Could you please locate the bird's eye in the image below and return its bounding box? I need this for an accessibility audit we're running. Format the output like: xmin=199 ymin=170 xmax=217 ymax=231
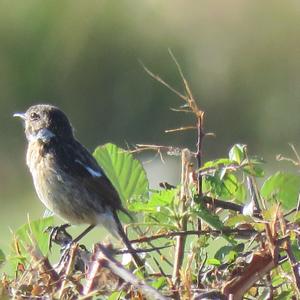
xmin=30 ymin=112 xmax=40 ymax=120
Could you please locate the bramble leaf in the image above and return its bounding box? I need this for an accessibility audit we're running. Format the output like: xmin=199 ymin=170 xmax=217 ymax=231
xmin=261 ymin=172 xmax=300 ymax=210
xmin=12 ymin=216 xmax=54 ymax=256
xmin=93 ymin=143 xmax=149 ymax=205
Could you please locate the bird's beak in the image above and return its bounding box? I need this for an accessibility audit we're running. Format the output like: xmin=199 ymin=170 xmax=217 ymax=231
xmin=13 ymin=112 xmax=26 ymax=120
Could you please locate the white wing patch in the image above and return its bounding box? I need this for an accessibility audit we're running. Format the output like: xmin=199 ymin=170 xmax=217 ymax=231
xmin=75 ymin=159 xmax=103 ymax=177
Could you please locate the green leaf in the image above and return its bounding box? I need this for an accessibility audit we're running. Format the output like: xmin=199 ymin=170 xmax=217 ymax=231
xmin=151 ymin=277 xmax=167 ymax=289
xmin=215 ymin=245 xmax=240 ymax=262
xmin=192 ymin=203 xmax=224 ymax=231
xmin=13 ymin=216 xmax=54 ymax=256
xmin=261 ymin=172 xmax=300 ymax=210
xmin=203 ymin=173 xmax=242 ymax=201
xmin=291 ymin=240 xmax=300 ymax=261
xmin=206 ymin=258 xmax=221 ymax=266
xmin=128 ymin=189 xmax=176 ymax=213
xmin=293 ymin=211 xmax=300 ymax=223
xmin=200 ymin=158 xmax=233 ymax=170
xmin=275 ymin=291 xmax=293 ymax=300
xmin=9 ymin=217 xmax=54 ymax=271
xmin=108 ymin=291 xmax=125 ymax=300
xmin=93 ymin=143 xmax=149 ymax=205
xmin=225 ymin=215 xmax=254 ymax=228
xmin=0 ymin=249 xmax=5 ymax=267
xmin=243 ymin=164 xmax=265 ymax=177
xmin=129 ymin=189 xmax=178 ymax=227
xmin=229 ymin=144 xmax=246 ymax=164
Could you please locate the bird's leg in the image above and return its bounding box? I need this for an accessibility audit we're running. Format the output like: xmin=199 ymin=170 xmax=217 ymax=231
xmin=57 ymin=225 xmax=96 ymax=268
xmin=45 ymin=223 xmax=72 ymax=251
xmin=73 ymin=224 xmax=96 ymax=243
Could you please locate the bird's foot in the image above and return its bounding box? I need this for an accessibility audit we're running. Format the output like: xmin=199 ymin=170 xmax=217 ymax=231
xmin=45 ymin=223 xmax=72 ymax=251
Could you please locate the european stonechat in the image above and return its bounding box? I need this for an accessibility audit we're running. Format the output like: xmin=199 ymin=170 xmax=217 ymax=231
xmin=14 ymin=104 xmax=142 ymax=268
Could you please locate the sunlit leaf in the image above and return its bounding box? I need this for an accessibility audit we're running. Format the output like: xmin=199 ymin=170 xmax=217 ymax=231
xmin=200 ymin=158 xmax=233 ymax=170
xmin=243 ymin=164 xmax=265 ymax=177
xmin=93 ymin=143 xmax=149 ymax=205
xmin=203 ymin=173 xmax=242 ymax=201
xmin=9 ymin=217 xmax=54 ymax=272
xmin=229 ymin=144 xmax=246 ymax=164
xmin=261 ymin=205 xmax=279 ymax=222
xmin=13 ymin=216 xmax=54 ymax=256
xmin=225 ymin=215 xmax=254 ymax=228
xmin=206 ymin=258 xmax=221 ymax=266
xmin=151 ymin=277 xmax=167 ymax=289
xmin=261 ymin=172 xmax=300 ymax=210
xmin=128 ymin=189 xmax=176 ymax=212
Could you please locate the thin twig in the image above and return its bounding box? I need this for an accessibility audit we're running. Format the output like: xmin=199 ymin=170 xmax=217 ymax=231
xmin=165 ymin=126 xmax=196 ymax=133
xmin=115 ymin=244 xmax=171 ymax=255
xmin=130 ymin=228 xmax=257 ymax=244
xmin=139 ymin=60 xmax=188 ymax=102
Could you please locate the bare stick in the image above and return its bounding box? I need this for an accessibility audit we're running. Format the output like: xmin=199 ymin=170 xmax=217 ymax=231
xmin=172 ymin=149 xmax=192 ymax=285
xmin=88 ymin=243 xmax=168 ymax=300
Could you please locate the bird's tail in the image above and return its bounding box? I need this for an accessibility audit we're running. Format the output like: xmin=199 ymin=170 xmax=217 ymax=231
xmin=112 ymin=211 xmax=144 ymax=270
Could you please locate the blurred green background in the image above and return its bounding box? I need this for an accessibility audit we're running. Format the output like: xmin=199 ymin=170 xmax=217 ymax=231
xmin=0 ymin=1 xmax=300 ymax=253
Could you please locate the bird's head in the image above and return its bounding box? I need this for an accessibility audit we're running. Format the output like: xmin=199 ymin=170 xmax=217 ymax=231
xmin=14 ymin=104 xmax=74 ymax=143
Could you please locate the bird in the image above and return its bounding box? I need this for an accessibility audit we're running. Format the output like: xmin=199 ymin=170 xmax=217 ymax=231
xmin=14 ymin=104 xmax=143 ymax=268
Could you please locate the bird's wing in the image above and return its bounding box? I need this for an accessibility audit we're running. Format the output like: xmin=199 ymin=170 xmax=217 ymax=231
xmin=56 ymin=140 xmax=127 ymax=214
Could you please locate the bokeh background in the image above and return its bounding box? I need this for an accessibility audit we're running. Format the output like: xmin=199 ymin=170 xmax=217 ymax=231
xmin=0 ymin=0 xmax=299 ymax=252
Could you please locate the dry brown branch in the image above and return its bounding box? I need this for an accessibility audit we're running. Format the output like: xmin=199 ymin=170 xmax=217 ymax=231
xmin=165 ymin=126 xmax=196 ymax=133
xmin=222 ymin=249 xmax=277 ymax=300
xmin=172 ymin=149 xmax=192 ymax=284
xmin=58 ymin=243 xmax=78 ymax=298
xmin=85 ymin=243 xmax=168 ymax=300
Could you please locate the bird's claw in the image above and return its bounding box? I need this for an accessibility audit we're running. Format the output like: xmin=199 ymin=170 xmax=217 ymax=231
xmin=45 ymin=223 xmax=72 ymax=251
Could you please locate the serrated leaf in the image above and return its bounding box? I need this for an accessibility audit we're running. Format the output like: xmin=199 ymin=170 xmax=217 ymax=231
xmin=93 ymin=143 xmax=149 ymax=205
xmin=13 ymin=216 xmax=54 ymax=256
xmin=9 ymin=217 xmax=54 ymax=272
xmin=128 ymin=189 xmax=176 ymax=213
xmin=229 ymin=144 xmax=246 ymax=164
xmin=261 ymin=172 xmax=300 ymax=210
